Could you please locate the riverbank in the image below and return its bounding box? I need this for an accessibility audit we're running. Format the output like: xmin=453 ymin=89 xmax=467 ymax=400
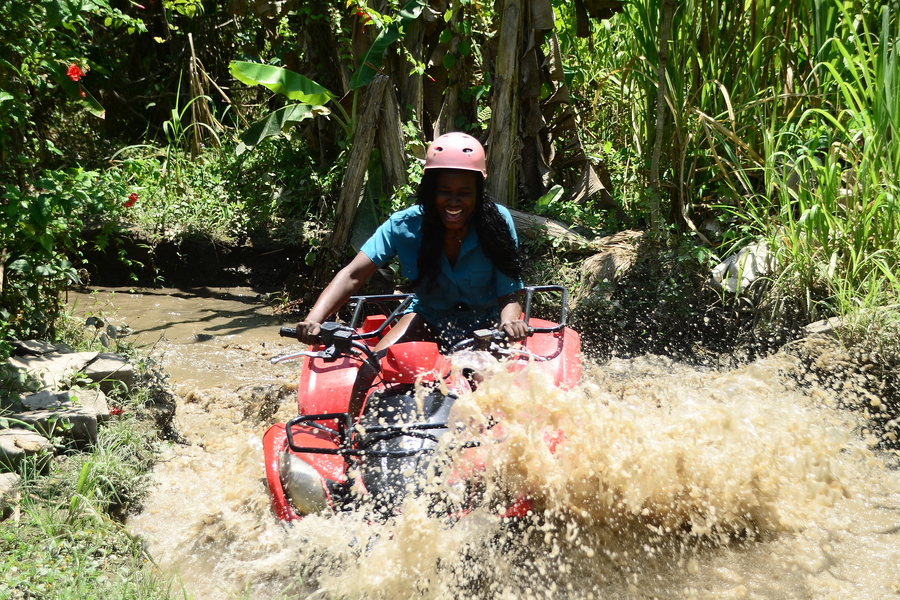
xmin=0 ymin=324 xmax=177 ymax=599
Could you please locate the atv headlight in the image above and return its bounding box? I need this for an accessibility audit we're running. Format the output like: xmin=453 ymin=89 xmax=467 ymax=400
xmin=278 ymin=452 xmax=330 ymax=516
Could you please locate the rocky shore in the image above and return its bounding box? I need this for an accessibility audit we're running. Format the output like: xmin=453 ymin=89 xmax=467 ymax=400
xmin=0 ymin=339 xmax=173 ymax=519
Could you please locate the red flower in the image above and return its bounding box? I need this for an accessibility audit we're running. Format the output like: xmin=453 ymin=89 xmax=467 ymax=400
xmin=67 ymin=64 xmax=85 ymax=82
xmin=124 ymin=192 xmax=138 ymax=208
xmin=354 ymin=7 xmax=371 ymax=26
xmin=110 ymin=406 xmax=123 ymax=416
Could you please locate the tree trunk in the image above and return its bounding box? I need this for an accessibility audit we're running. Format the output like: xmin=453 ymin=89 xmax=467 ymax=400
xmin=486 ymin=0 xmax=524 ymax=207
xmin=312 ymin=75 xmax=390 ymax=287
xmin=378 ymin=84 xmax=408 ymax=197
xmin=508 ymin=208 xmax=625 ymax=254
xmin=400 ymin=9 xmax=427 ymax=128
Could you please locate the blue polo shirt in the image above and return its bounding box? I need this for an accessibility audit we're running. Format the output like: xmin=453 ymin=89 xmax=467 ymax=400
xmin=360 ymin=204 xmax=523 ymax=343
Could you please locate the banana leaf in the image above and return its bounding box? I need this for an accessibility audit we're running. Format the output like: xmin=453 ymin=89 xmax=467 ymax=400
xmin=351 ymin=0 xmax=427 ymax=89
xmin=230 ymin=61 xmax=335 ymax=105
xmin=236 ymin=104 xmax=329 ymax=154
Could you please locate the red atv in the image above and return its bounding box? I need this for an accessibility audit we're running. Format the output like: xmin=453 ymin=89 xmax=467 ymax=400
xmin=263 ymin=285 xmax=581 ymax=522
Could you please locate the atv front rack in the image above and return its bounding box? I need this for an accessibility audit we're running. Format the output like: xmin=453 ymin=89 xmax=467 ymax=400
xmin=284 ymin=412 xmax=478 ymax=459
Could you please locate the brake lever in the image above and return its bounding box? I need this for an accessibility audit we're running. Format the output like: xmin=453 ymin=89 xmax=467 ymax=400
xmin=493 ymin=346 xmax=548 ymax=362
xmin=270 ymin=350 xmax=320 ymax=365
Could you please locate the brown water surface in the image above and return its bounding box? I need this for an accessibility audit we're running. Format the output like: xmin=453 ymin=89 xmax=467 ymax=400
xmin=70 ymin=287 xmax=900 ymax=600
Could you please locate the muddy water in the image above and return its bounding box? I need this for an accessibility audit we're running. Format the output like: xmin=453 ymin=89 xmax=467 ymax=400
xmin=72 ymin=288 xmax=900 ymax=600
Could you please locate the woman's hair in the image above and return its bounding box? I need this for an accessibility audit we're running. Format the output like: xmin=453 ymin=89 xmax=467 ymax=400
xmin=412 ymin=168 xmax=522 ymax=290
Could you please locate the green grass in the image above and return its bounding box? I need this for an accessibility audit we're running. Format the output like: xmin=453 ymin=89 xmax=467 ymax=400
xmin=0 ymin=511 xmax=167 ymax=599
xmin=0 ymin=417 xmax=177 ymax=600
xmin=563 ymin=0 xmax=899 ymax=339
xmin=0 ymin=316 xmax=181 ymax=600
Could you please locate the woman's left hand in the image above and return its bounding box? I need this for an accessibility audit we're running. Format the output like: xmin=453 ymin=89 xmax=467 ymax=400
xmin=500 ymin=319 xmax=530 ymax=342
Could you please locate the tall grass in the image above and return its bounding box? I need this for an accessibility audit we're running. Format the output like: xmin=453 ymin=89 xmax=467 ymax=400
xmin=572 ymin=0 xmax=899 ymax=322
xmin=746 ymin=3 xmax=900 ymax=319
xmin=0 ymin=398 xmax=179 ymax=598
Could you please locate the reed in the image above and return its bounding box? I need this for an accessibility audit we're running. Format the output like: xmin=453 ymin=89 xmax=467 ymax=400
xmin=579 ymin=0 xmax=899 ymax=320
xmin=752 ymin=3 xmax=900 ymax=317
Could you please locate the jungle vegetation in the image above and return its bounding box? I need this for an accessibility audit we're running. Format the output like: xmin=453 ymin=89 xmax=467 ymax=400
xmin=1 ymin=0 xmax=899 ymax=352
xmin=2 ymin=2 xmax=900 ymax=597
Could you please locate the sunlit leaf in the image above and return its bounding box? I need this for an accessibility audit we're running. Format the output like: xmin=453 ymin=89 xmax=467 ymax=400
xmin=534 ymin=185 xmax=565 ymax=214
xmin=229 ymin=61 xmax=335 ymax=105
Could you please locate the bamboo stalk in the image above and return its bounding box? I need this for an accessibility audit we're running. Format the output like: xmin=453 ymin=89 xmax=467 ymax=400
xmin=649 ymin=0 xmax=676 ymax=230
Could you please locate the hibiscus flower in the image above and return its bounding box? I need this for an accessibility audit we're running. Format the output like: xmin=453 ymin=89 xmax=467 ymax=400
xmin=67 ymin=64 xmax=85 ymax=82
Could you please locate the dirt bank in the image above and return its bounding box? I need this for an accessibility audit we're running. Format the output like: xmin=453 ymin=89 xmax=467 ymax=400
xmin=80 ymin=227 xmax=300 ymax=291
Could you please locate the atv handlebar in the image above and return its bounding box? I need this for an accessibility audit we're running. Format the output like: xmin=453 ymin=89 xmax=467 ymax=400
xmin=274 ymin=285 xmax=569 ymax=364
xmin=272 ymin=321 xmax=379 ymax=367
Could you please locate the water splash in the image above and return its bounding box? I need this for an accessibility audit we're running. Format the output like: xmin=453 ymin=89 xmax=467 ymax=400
xmin=73 ymin=288 xmax=899 ymax=599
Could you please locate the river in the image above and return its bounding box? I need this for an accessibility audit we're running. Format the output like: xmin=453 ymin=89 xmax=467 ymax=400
xmin=70 ymin=286 xmax=900 ymax=600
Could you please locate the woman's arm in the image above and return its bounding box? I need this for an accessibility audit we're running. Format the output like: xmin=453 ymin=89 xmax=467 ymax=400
xmin=295 ymin=252 xmax=380 ymax=344
xmin=498 ymin=293 xmax=529 ymax=341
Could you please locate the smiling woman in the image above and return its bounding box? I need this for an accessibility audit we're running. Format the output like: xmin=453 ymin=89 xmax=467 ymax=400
xmin=293 ymin=132 xmax=528 ymax=418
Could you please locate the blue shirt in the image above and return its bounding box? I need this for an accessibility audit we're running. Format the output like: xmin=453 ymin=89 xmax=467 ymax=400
xmin=360 ymin=204 xmax=523 ymax=340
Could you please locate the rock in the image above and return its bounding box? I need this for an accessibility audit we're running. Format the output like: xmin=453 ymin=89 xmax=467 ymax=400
xmin=0 ymin=428 xmax=53 ymax=471
xmin=11 ymin=340 xmax=74 ymax=356
xmin=12 ymin=389 xmax=110 ymax=445
xmin=22 ymin=388 xmax=110 ymax=420
xmin=578 ymin=230 xmax=644 ymax=298
xmin=5 ymin=349 xmax=134 ymax=393
xmin=7 ymin=351 xmax=99 ymax=391
xmin=84 ymin=353 xmax=135 ymax=393
xmin=710 ymin=240 xmax=774 ymax=294
xmin=804 ymin=317 xmax=846 ymax=337
xmin=0 ymin=472 xmax=21 ymax=520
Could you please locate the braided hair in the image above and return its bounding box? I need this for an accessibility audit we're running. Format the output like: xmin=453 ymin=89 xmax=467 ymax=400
xmin=412 ymin=169 xmax=522 ymax=290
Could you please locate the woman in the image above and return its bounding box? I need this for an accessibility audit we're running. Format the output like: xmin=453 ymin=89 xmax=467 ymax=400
xmin=295 ymin=132 xmax=528 ymax=415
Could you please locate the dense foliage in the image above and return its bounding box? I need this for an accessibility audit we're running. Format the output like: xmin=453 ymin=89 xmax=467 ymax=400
xmin=1 ymin=0 xmax=898 ymax=351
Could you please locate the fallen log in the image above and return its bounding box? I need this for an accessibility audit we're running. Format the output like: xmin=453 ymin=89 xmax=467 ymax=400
xmin=508 ymin=208 xmax=595 ymax=252
xmin=508 ymin=208 xmax=645 ymax=257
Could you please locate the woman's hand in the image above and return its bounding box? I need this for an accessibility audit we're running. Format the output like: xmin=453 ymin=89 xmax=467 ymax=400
xmin=498 ymin=294 xmax=528 ymax=341
xmin=295 ymin=321 xmax=322 ymax=345
xmin=500 ymin=319 xmax=530 ymax=342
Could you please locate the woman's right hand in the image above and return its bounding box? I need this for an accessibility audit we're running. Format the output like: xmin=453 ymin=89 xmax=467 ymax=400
xmin=295 ymin=321 xmax=322 ymax=345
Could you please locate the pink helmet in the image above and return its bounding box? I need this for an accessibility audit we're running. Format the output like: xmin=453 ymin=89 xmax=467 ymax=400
xmin=424 ymin=132 xmax=487 ymax=177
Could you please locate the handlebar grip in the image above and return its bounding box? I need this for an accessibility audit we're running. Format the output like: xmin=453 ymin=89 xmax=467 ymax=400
xmin=279 ymin=326 xmax=297 ymax=338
